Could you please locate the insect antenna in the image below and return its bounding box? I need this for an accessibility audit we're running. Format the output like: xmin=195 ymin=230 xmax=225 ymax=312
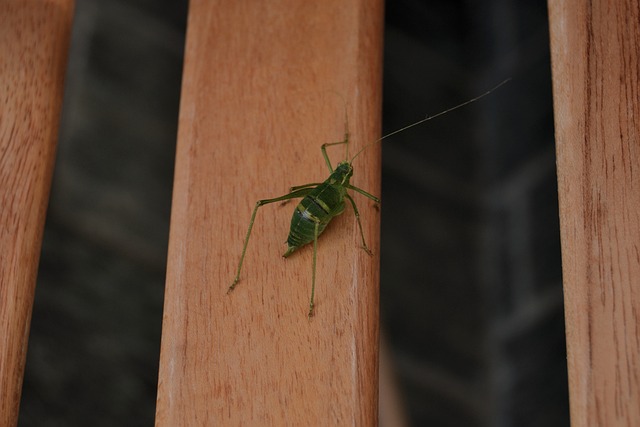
xmin=350 ymin=78 xmax=511 ymax=163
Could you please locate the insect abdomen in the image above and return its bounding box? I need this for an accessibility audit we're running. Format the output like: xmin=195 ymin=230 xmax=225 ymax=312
xmin=283 ymin=183 xmax=345 ymax=257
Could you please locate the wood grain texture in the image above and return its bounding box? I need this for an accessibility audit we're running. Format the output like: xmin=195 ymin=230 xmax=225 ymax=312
xmin=0 ymin=1 xmax=74 ymax=426
xmin=155 ymin=0 xmax=383 ymax=425
xmin=548 ymin=1 xmax=640 ymax=425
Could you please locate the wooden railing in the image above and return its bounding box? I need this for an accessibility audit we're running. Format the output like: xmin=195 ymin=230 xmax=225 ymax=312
xmin=549 ymin=0 xmax=640 ymax=425
xmin=0 ymin=2 xmax=75 ymax=427
xmin=2 ymin=1 xmax=639 ymax=426
xmin=153 ymin=0 xmax=384 ymax=425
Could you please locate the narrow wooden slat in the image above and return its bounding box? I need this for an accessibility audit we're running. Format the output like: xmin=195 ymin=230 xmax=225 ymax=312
xmin=155 ymin=0 xmax=383 ymax=425
xmin=0 ymin=1 xmax=74 ymax=426
xmin=548 ymin=1 xmax=640 ymax=425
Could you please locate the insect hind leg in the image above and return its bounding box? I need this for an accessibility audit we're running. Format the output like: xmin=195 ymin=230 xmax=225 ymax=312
xmin=279 ymin=183 xmax=320 ymax=206
xmin=229 ymin=187 xmax=315 ymax=293
xmin=308 ymin=220 xmax=321 ymax=318
xmin=288 ymin=183 xmax=321 ymax=192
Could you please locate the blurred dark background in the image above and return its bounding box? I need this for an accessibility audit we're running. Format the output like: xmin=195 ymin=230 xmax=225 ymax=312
xmin=20 ymin=0 xmax=568 ymax=426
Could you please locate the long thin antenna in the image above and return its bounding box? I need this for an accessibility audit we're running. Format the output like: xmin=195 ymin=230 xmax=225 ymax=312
xmin=350 ymin=78 xmax=511 ymax=162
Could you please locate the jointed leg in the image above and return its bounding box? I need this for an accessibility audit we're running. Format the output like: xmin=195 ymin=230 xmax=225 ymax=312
xmin=345 ymin=184 xmax=380 ymax=204
xmin=345 ymin=194 xmax=373 ymax=256
xmin=288 ymin=183 xmax=321 ymax=192
xmin=321 ymin=95 xmax=350 ymax=171
xmin=280 ymin=183 xmax=319 ymax=206
xmin=229 ymin=187 xmax=314 ymax=293
xmin=321 ymin=138 xmax=349 ymax=172
xmin=308 ymin=220 xmax=320 ymax=318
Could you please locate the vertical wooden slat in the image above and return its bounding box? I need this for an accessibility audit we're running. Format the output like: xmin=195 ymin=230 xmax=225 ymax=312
xmin=155 ymin=0 xmax=383 ymax=425
xmin=548 ymin=1 xmax=640 ymax=425
xmin=0 ymin=1 xmax=74 ymax=426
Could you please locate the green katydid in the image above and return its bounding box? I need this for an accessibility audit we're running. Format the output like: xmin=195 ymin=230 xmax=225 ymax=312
xmin=228 ymin=80 xmax=510 ymax=317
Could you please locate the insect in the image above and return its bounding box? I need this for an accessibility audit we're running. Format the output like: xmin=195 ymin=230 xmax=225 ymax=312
xmin=228 ymin=80 xmax=510 ymax=318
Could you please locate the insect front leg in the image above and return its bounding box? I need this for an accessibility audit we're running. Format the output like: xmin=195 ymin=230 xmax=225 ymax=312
xmin=321 ymin=139 xmax=348 ymax=173
xmin=320 ymin=91 xmax=351 ymax=169
xmin=229 ymin=187 xmax=314 ymax=293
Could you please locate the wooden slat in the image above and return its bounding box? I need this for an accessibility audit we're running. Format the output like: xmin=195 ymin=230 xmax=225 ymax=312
xmin=155 ymin=0 xmax=383 ymax=425
xmin=548 ymin=1 xmax=640 ymax=425
xmin=0 ymin=1 xmax=74 ymax=426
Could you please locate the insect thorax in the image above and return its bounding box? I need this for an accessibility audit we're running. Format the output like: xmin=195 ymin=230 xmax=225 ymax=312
xmin=329 ymin=161 xmax=353 ymax=186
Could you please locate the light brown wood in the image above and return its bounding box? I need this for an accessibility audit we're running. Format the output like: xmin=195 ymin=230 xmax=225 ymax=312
xmin=548 ymin=1 xmax=640 ymax=426
xmin=0 ymin=1 xmax=74 ymax=426
xmin=155 ymin=0 xmax=383 ymax=425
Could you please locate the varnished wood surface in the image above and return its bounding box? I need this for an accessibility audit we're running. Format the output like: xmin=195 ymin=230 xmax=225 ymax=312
xmin=549 ymin=1 xmax=640 ymax=425
xmin=155 ymin=0 xmax=384 ymax=425
xmin=0 ymin=1 xmax=74 ymax=426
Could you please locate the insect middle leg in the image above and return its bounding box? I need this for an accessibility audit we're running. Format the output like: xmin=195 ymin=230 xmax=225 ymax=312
xmin=345 ymin=184 xmax=380 ymax=204
xmin=346 ymin=183 xmax=381 ymax=211
xmin=344 ymin=194 xmax=373 ymax=256
xmin=229 ymin=187 xmax=315 ymax=293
